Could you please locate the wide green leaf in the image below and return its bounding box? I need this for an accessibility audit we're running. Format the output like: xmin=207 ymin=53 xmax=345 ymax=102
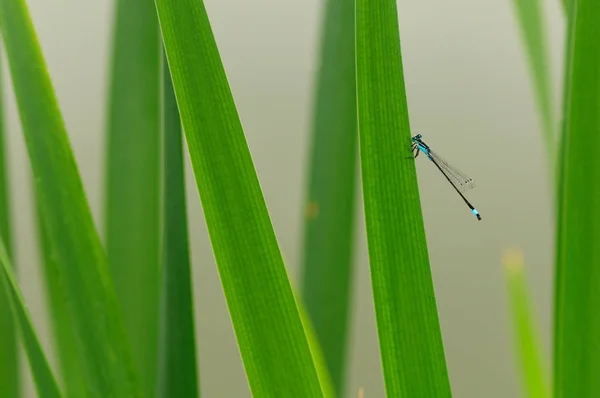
xmin=0 ymin=237 xmax=62 ymax=398
xmin=301 ymin=0 xmax=358 ymax=393
xmin=104 ymin=1 xmax=161 ymax=395
xmin=154 ymin=0 xmax=324 ymax=396
xmin=355 ymin=0 xmax=452 ymax=396
xmin=0 ymin=56 xmax=18 ymax=398
xmin=503 ymin=250 xmax=549 ymax=398
xmin=511 ymin=0 xmax=555 ymax=164
xmin=554 ymin=0 xmax=600 ymax=395
xmin=158 ymin=54 xmax=199 ymax=398
xmin=0 ymin=0 xmax=141 ymax=396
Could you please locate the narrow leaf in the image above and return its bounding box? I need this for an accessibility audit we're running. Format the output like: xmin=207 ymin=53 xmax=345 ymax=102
xmin=301 ymin=0 xmax=358 ymax=393
xmin=554 ymin=0 xmax=600 ymax=395
xmin=154 ymin=0 xmax=324 ymax=395
xmin=298 ymin=299 xmax=336 ymax=398
xmin=0 ymin=54 xmax=19 ymax=398
xmin=511 ymin=0 xmax=555 ymax=163
xmin=355 ymin=0 xmax=452 ymax=396
xmin=503 ymin=249 xmax=550 ymax=398
xmin=158 ymin=54 xmax=199 ymax=398
xmin=35 ymin=199 xmax=88 ymax=398
xmin=0 ymin=237 xmax=62 ymax=398
xmin=105 ymin=1 xmax=161 ymax=394
xmin=0 ymin=0 xmax=141 ymax=396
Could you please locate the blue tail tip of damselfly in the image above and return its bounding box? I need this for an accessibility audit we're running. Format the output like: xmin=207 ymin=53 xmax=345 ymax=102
xmin=472 ymin=208 xmax=482 ymax=221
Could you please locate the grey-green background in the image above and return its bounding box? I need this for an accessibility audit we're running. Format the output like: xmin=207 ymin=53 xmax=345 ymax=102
xmin=4 ymin=0 xmax=563 ymax=397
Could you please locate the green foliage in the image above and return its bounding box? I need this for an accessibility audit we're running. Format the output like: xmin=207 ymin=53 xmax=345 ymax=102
xmin=355 ymin=0 xmax=452 ymax=396
xmin=301 ymin=0 xmax=358 ymax=393
xmin=35 ymin=200 xmax=88 ymax=398
xmin=0 ymin=237 xmax=62 ymax=398
xmin=511 ymin=0 xmax=555 ymax=164
xmin=0 ymin=0 xmax=141 ymax=396
xmin=503 ymin=250 xmax=550 ymax=398
xmin=157 ymin=54 xmax=200 ymax=398
xmin=554 ymin=0 xmax=600 ymax=395
xmin=154 ymin=0 xmax=324 ymax=395
xmin=0 ymin=54 xmax=18 ymax=398
xmin=105 ymin=1 xmax=161 ymax=394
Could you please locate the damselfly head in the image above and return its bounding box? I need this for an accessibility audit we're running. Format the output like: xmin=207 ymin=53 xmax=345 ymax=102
xmin=412 ymin=133 xmax=422 ymax=142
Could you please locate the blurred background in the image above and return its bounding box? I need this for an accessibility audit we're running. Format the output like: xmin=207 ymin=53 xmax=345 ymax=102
xmin=4 ymin=0 xmax=564 ymax=396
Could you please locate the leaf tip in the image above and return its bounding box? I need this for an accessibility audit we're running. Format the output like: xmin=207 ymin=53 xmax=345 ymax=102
xmin=502 ymin=247 xmax=524 ymax=274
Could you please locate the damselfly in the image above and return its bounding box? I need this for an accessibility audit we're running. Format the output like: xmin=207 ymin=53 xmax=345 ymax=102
xmin=411 ymin=134 xmax=481 ymax=221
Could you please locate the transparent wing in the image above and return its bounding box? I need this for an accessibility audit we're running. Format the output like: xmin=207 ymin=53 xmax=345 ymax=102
xmin=429 ymin=149 xmax=476 ymax=193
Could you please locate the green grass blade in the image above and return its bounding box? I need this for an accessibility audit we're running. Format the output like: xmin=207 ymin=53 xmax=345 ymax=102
xmin=355 ymin=0 xmax=452 ymax=396
xmin=503 ymin=250 xmax=550 ymax=398
xmin=0 ymin=57 xmax=19 ymax=398
xmin=154 ymin=1 xmax=324 ymax=396
xmin=297 ymin=299 xmax=336 ymax=398
xmin=0 ymin=238 xmax=62 ymax=398
xmin=158 ymin=53 xmax=199 ymax=398
xmin=105 ymin=1 xmax=161 ymax=394
xmin=35 ymin=200 xmax=88 ymax=398
xmin=511 ymin=0 xmax=555 ymax=164
xmin=301 ymin=0 xmax=358 ymax=393
xmin=0 ymin=0 xmax=141 ymax=396
xmin=554 ymin=0 xmax=600 ymax=395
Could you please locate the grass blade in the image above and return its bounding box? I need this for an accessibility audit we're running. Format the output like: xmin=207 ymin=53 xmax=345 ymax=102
xmin=355 ymin=0 xmax=452 ymax=396
xmin=105 ymin=1 xmax=161 ymax=394
xmin=154 ymin=1 xmax=324 ymax=395
xmin=157 ymin=54 xmax=199 ymax=398
xmin=511 ymin=0 xmax=555 ymax=163
xmin=554 ymin=0 xmax=600 ymax=395
xmin=0 ymin=0 xmax=141 ymax=396
xmin=503 ymin=249 xmax=550 ymax=398
xmin=301 ymin=0 xmax=358 ymax=393
xmin=0 ymin=57 xmax=19 ymax=398
xmin=298 ymin=299 xmax=336 ymax=398
xmin=0 ymin=237 xmax=62 ymax=398
xmin=35 ymin=200 xmax=88 ymax=398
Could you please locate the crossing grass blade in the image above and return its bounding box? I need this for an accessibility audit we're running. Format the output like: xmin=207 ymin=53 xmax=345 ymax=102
xmin=513 ymin=0 xmax=556 ymax=163
xmin=511 ymin=0 xmax=555 ymax=164
xmin=0 ymin=0 xmax=141 ymax=396
xmin=0 ymin=237 xmax=62 ymax=398
xmin=355 ymin=0 xmax=452 ymax=396
xmin=154 ymin=0 xmax=324 ymax=395
xmin=157 ymin=54 xmax=200 ymax=398
xmin=104 ymin=1 xmax=161 ymax=394
xmin=0 ymin=57 xmax=19 ymax=398
xmin=554 ymin=0 xmax=600 ymax=395
xmin=35 ymin=199 xmax=88 ymax=398
xmin=503 ymin=250 xmax=550 ymax=398
xmin=300 ymin=0 xmax=358 ymax=393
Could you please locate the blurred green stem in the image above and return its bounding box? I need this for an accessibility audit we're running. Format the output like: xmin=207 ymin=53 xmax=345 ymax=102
xmin=511 ymin=0 xmax=555 ymax=166
xmin=104 ymin=0 xmax=161 ymax=395
xmin=301 ymin=0 xmax=358 ymax=393
xmin=554 ymin=0 xmax=600 ymax=395
xmin=158 ymin=53 xmax=200 ymax=398
xmin=503 ymin=250 xmax=550 ymax=398
xmin=0 ymin=51 xmax=18 ymax=398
